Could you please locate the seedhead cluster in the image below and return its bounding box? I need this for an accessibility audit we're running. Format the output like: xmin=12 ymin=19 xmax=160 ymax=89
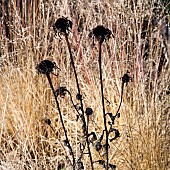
xmin=0 ymin=1 xmax=168 ymax=170
xmin=35 ymin=17 xmax=128 ymax=169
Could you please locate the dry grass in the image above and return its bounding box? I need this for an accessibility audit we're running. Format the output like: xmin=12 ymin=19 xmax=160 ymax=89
xmin=0 ymin=0 xmax=169 ymax=169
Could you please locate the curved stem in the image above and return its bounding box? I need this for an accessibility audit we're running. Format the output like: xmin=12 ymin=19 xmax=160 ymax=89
xmin=116 ymin=82 xmax=125 ymax=114
xmin=67 ymin=90 xmax=81 ymax=116
xmin=64 ymin=33 xmax=94 ymax=170
xmin=46 ymin=73 xmax=76 ymax=169
xmin=98 ymin=42 xmax=109 ymax=170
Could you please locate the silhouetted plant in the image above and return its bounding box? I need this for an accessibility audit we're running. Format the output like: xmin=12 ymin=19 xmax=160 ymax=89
xmin=116 ymin=72 xmax=132 ymax=115
xmin=89 ymin=25 xmax=112 ymax=169
xmin=36 ymin=60 xmax=76 ymax=169
xmin=53 ymin=17 xmax=94 ymax=170
xmin=37 ymin=19 xmax=131 ymax=170
xmin=36 ymin=60 xmax=56 ymax=74
xmin=43 ymin=117 xmax=73 ymax=166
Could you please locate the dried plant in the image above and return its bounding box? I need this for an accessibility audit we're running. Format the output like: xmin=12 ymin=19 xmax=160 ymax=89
xmin=53 ymin=17 xmax=94 ymax=170
xmin=89 ymin=25 xmax=113 ymax=169
xmin=0 ymin=1 xmax=169 ymax=170
xmin=36 ymin=60 xmax=76 ymax=169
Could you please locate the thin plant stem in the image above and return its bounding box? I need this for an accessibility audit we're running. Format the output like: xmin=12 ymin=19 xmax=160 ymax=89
xmin=48 ymin=124 xmax=73 ymax=166
xmin=116 ymin=82 xmax=125 ymax=114
xmin=45 ymin=73 xmax=76 ymax=169
xmin=98 ymin=42 xmax=109 ymax=170
xmin=64 ymin=33 xmax=94 ymax=170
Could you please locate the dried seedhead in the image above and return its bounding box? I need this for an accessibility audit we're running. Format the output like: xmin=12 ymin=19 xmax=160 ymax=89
xmin=109 ymin=128 xmax=120 ymax=142
xmin=89 ymin=25 xmax=112 ymax=44
xmin=85 ymin=107 xmax=93 ymax=116
xmin=55 ymin=87 xmax=67 ymax=98
xmin=88 ymin=132 xmax=97 ymax=143
xmin=53 ymin=16 xmax=72 ymax=36
xmin=76 ymin=93 xmax=82 ymax=100
xmin=122 ymin=72 xmax=132 ymax=85
xmin=95 ymin=141 xmax=103 ymax=151
xmin=36 ymin=60 xmax=56 ymax=74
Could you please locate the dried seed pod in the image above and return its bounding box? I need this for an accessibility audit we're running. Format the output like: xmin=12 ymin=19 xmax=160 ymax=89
xmin=109 ymin=128 xmax=120 ymax=142
xmin=55 ymin=87 xmax=67 ymax=98
xmin=53 ymin=16 xmax=72 ymax=36
xmin=36 ymin=60 xmax=56 ymax=74
xmin=76 ymin=93 xmax=82 ymax=100
xmin=95 ymin=141 xmax=102 ymax=151
xmin=122 ymin=73 xmax=132 ymax=85
xmin=85 ymin=107 xmax=93 ymax=116
xmin=89 ymin=25 xmax=112 ymax=44
xmin=88 ymin=132 xmax=97 ymax=143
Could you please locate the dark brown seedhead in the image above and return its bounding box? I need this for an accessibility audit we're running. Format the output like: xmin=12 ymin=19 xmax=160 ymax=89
xmin=55 ymin=87 xmax=67 ymax=98
xmin=53 ymin=16 xmax=72 ymax=36
xmin=36 ymin=60 xmax=56 ymax=74
xmin=122 ymin=73 xmax=132 ymax=86
xmin=85 ymin=107 xmax=93 ymax=116
xmin=89 ymin=25 xmax=112 ymax=44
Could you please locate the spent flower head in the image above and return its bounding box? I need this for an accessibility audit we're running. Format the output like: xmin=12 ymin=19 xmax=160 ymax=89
xmin=89 ymin=25 xmax=112 ymax=44
xmin=36 ymin=60 xmax=56 ymax=74
xmin=55 ymin=87 xmax=67 ymax=98
xmin=85 ymin=107 xmax=93 ymax=116
xmin=53 ymin=16 xmax=72 ymax=36
xmin=122 ymin=72 xmax=132 ymax=86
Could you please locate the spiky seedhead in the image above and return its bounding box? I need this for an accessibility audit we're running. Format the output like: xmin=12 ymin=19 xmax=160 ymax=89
xmin=53 ymin=16 xmax=72 ymax=36
xmin=89 ymin=25 xmax=112 ymax=44
xmin=122 ymin=73 xmax=132 ymax=85
xmin=36 ymin=60 xmax=56 ymax=74
xmin=55 ymin=87 xmax=67 ymax=98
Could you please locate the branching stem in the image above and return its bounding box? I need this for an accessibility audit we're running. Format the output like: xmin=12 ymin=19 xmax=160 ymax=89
xmin=46 ymin=73 xmax=76 ymax=169
xmin=64 ymin=33 xmax=94 ymax=170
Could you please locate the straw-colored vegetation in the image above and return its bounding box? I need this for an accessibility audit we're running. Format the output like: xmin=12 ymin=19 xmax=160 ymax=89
xmin=0 ymin=0 xmax=169 ymax=169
